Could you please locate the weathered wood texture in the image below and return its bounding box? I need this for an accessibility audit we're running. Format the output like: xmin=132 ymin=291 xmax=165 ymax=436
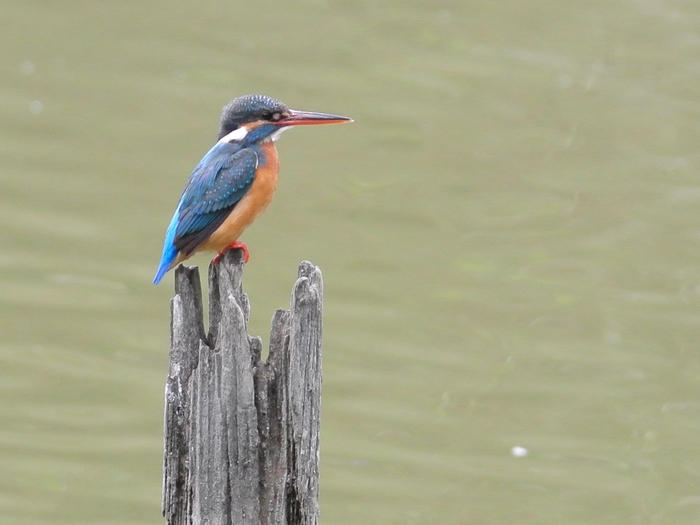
xmin=162 ymin=250 xmax=323 ymax=525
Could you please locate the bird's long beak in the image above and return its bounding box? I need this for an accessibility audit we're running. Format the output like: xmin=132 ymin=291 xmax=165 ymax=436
xmin=279 ymin=109 xmax=353 ymax=127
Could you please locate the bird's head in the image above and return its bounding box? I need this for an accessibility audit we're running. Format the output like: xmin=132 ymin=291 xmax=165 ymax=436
xmin=217 ymin=94 xmax=351 ymax=144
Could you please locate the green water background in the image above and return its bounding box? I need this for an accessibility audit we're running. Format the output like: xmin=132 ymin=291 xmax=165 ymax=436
xmin=2 ymin=1 xmax=700 ymax=523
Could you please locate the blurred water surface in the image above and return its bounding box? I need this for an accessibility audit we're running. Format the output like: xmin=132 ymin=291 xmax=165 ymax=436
xmin=2 ymin=1 xmax=700 ymax=524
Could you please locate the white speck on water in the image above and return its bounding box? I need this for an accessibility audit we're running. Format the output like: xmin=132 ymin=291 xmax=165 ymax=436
xmin=29 ymin=101 xmax=44 ymax=114
xmin=240 ymin=39 xmax=255 ymax=51
xmin=20 ymin=61 xmax=35 ymax=75
xmin=511 ymin=446 xmax=528 ymax=458
xmin=436 ymin=9 xmax=452 ymax=24
xmin=438 ymin=391 xmax=450 ymax=411
xmin=557 ymin=73 xmax=573 ymax=89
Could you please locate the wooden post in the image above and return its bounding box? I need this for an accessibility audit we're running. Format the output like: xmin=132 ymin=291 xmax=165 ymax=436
xmin=162 ymin=250 xmax=323 ymax=525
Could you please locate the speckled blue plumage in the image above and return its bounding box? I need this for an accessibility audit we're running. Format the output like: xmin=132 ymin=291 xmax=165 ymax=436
xmin=218 ymin=95 xmax=288 ymax=139
xmin=153 ymin=140 xmax=263 ymax=284
xmin=176 ymin=142 xmax=257 ymax=242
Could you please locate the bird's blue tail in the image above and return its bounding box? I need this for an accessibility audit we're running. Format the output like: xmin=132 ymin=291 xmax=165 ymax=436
xmin=153 ymin=246 xmax=177 ymax=284
xmin=153 ymin=206 xmax=181 ymax=285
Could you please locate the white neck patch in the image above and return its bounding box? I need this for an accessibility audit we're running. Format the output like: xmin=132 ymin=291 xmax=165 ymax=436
xmin=218 ymin=126 xmax=249 ymax=144
xmin=270 ymin=126 xmax=291 ymax=142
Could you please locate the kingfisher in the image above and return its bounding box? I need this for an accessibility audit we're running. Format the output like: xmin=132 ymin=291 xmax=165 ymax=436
xmin=153 ymin=94 xmax=352 ymax=284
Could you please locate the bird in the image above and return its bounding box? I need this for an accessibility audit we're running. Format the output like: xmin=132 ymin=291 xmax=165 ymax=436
xmin=153 ymin=94 xmax=352 ymax=284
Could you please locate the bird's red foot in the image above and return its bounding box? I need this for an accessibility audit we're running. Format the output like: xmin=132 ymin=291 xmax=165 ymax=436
xmin=213 ymin=241 xmax=250 ymax=264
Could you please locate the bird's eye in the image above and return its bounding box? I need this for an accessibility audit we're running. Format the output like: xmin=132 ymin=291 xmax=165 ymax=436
xmin=263 ymin=111 xmax=282 ymax=122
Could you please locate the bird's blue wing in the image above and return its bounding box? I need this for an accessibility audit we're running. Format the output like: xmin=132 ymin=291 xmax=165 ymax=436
xmin=153 ymin=142 xmax=257 ymax=284
xmin=174 ymin=143 xmax=258 ymax=254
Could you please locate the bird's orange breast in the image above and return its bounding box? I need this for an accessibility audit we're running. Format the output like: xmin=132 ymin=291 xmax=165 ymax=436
xmin=199 ymin=142 xmax=279 ymax=253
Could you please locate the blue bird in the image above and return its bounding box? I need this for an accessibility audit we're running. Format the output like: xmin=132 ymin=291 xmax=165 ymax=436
xmin=154 ymin=94 xmax=351 ymax=284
